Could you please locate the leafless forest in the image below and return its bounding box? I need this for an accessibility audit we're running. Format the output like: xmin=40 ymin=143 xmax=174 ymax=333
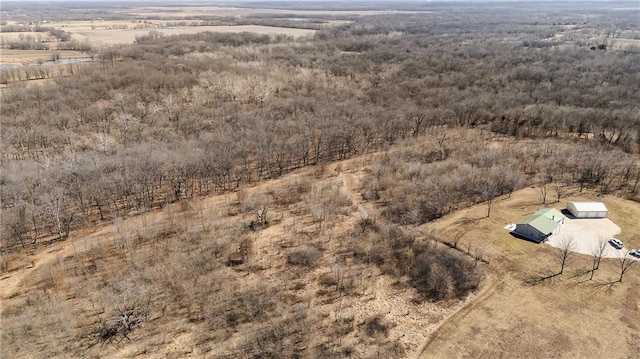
xmin=1 ymin=1 xmax=639 ymax=358
xmin=2 ymin=2 xmax=639 ymax=248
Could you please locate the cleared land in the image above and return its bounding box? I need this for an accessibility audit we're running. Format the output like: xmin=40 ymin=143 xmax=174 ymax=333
xmin=0 ymin=24 xmax=314 ymax=65
xmin=546 ymin=218 xmax=634 ymax=259
xmin=68 ymin=25 xmax=316 ymax=46
xmin=608 ymin=38 xmax=640 ymax=50
xmin=124 ymin=6 xmax=433 ymax=18
xmin=0 ymin=31 xmax=56 ymax=43
xmin=33 ymin=21 xmax=162 ymax=31
xmin=419 ymin=186 xmax=640 ymax=359
xmin=0 ymin=49 xmax=88 ymax=66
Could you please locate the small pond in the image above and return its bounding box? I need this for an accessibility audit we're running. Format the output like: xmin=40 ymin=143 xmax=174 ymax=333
xmin=0 ymin=57 xmax=94 ymax=69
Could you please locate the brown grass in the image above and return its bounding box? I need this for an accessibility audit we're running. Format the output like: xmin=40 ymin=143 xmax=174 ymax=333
xmin=418 ymin=186 xmax=640 ymax=359
xmin=0 ymin=32 xmax=55 ymax=43
xmin=0 ymin=49 xmax=88 ymax=65
xmin=0 ymin=156 xmax=475 ymax=358
xmin=607 ymin=38 xmax=640 ymax=50
xmin=1 ymin=151 xmax=638 ymax=358
xmin=126 ymin=6 xmax=431 ymax=18
xmin=68 ymin=25 xmax=316 ymax=46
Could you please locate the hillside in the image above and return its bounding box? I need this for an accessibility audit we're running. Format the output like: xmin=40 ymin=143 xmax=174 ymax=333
xmin=2 ymin=145 xmax=639 ymax=358
xmin=2 ymin=1 xmax=640 ymax=358
xmin=1 ymin=153 xmax=483 ymax=358
xmin=420 ymin=187 xmax=640 ymax=358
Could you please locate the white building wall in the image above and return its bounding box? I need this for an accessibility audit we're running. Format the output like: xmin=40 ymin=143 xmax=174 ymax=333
xmin=566 ymin=202 xmax=608 ymax=218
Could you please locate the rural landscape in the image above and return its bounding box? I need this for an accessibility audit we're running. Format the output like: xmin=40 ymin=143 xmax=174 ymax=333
xmin=1 ymin=1 xmax=639 ymax=358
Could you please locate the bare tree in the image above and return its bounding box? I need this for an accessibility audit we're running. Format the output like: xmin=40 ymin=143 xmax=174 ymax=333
xmin=2 ymin=199 xmax=30 ymax=248
xmin=617 ymin=254 xmax=637 ymax=283
xmin=632 ymin=167 xmax=640 ymax=195
xmin=588 ymin=238 xmax=608 ymax=280
xmin=552 ymin=172 xmax=572 ymax=203
xmin=538 ymin=172 xmax=552 ymax=204
xmin=245 ymin=193 xmax=274 ymax=226
xmin=477 ymin=175 xmax=499 ymax=218
xmin=432 ymin=125 xmax=450 ymax=160
xmin=91 ymin=132 xmax=117 ymax=154
xmin=526 ymin=235 xmax=577 ymax=285
xmin=41 ymin=186 xmax=73 ymax=240
xmin=94 ymin=281 xmax=151 ymax=345
xmin=554 ymin=236 xmax=576 ymax=275
xmin=407 ymin=110 xmax=427 ymax=137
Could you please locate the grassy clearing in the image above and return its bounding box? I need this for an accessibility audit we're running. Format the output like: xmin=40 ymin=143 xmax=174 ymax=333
xmin=38 ymin=21 xmax=159 ymax=31
xmin=608 ymin=38 xmax=640 ymax=50
xmin=419 ymin=186 xmax=640 ymax=358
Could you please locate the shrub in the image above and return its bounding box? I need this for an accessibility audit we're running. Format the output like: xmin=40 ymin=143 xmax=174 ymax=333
xmin=318 ymin=272 xmax=338 ymax=287
xmin=287 ymin=246 xmax=322 ymax=267
xmin=364 ymin=315 xmax=389 ymax=337
xmin=412 ymin=247 xmax=482 ymax=301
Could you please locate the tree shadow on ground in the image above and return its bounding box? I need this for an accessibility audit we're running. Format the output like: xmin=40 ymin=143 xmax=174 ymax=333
xmin=523 ymin=271 xmax=561 ymax=286
xmin=587 ymin=280 xmax=621 ymax=295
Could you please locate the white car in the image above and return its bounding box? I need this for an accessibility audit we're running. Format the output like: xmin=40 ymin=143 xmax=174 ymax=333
xmin=629 ymin=249 xmax=640 ymax=258
xmin=608 ymin=238 xmax=624 ymax=250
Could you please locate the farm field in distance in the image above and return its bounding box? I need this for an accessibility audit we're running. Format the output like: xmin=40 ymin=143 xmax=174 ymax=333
xmin=1 ymin=1 xmax=639 ymax=358
xmin=0 ymin=3 xmax=351 ymax=66
xmin=124 ymin=5 xmax=432 ymax=17
xmin=68 ymin=25 xmax=317 ymax=46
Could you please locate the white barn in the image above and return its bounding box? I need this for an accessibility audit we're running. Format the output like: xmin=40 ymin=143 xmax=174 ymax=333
xmin=566 ymin=201 xmax=608 ymax=218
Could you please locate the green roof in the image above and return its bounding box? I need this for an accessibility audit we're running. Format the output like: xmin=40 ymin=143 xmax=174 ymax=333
xmin=532 ymin=208 xmax=565 ymax=223
xmin=518 ymin=214 xmax=559 ymax=234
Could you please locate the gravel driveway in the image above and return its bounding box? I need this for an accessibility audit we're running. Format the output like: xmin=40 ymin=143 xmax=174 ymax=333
xmin=546 ymin=218 xmax=632 ymax=259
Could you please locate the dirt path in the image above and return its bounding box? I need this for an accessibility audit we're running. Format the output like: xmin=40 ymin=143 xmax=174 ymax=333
xmin=337 ymin=169 xmax=489 ymax=357
xmin=0 ymin=221 xmax=122 ymax=320
xmin=1 ymin=158 xmax=492 ymax=359
xmin=1 ymin=242 xmax=69 ymax=316
xmin=338 ymin=171 xmax=370 ymax=218
xmin=414 ymin=275 xmax=498 ymax=358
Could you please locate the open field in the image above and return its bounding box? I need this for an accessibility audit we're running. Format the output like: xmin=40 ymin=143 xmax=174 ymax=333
xmin=0 ymin=49 xmax=88 ymax=66
xmin=68 ymin=25 xmax=316 ymax=46
xmin=1 ymin=22 xmax=318 ymax=64
xmin=608 ymin=38 xmax=640 ymax=50
xmin=419 ymin=186 xmax=640 ymax=359
xmin=1 ymin=4 xmax=345 ymax=65
xmin=0 ymin=31 xmax=56 ymax=43
xmin=124 ymin=6 xmax=434 ymax=18
xmin=33 ymin=21 xmax=164 ymax=31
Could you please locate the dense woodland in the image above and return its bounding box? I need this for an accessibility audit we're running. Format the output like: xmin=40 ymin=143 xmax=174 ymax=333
xmin=2 ymin=3 xmax=640 ymax=249
xmin=1 ymin=2 xmax=640 ymax=358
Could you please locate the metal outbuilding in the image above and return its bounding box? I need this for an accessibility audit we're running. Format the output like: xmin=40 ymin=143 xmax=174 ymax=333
xmin=566 ymin=201 xmax=608 ymax=218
